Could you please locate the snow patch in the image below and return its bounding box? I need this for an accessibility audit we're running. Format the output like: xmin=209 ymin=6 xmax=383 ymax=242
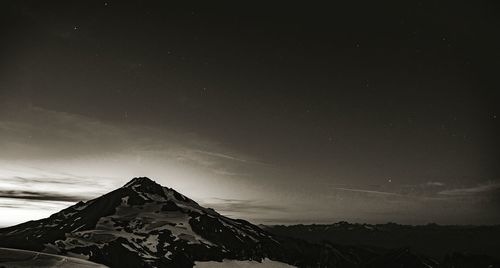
xmin=164 ymin=251 xmax=172 ymax=259
xmin=194 ymin=258 xmax=296 ymax=268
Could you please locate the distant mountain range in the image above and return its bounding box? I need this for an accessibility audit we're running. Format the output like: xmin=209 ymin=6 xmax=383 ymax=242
xmin=0 ymin=177 xmax=498 ymax=268
xmin=264 ymin=221 xmax=500 ymax=260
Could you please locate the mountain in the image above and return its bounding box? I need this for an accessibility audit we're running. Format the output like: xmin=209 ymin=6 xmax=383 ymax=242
xmin=0 ymin=177 xmax=356 ymax=267
xmin=1 ymin=177 xmax=493 ymax=268
xmin=264 ymin=222 xmax=500 ymax=267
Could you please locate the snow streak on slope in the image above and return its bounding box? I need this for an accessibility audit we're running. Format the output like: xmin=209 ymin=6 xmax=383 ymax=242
xmin=0 ymin=247 xmax=108 ymax=268
xmin=194 ymin=258 xmax=296 ymax=268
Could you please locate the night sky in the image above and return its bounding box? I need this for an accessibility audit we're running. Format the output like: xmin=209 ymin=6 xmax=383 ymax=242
xmin=1 ymin=1 xmax=499 ymax=227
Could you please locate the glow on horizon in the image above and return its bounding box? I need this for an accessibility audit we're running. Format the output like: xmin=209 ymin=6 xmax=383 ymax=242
xmin=0 ymin=198 xmax=73 ymax=228
xmin=0 ymin=158 xmax=267 ymax=227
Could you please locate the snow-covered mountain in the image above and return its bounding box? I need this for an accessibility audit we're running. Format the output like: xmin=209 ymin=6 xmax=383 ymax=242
xmin=1 ymin=177 xmax=464 ymax=268
xmin=0 ymin=177 xmax=350 ymax=267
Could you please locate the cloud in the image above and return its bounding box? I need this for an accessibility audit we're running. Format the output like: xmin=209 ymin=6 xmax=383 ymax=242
xmin=0 ymin=171 xmax=109 ymax=212
xmin=202 ymin=198 xmax=286 ymax=217
xmin=438 ymin=183 xmax=500 ymax=196
xmin=0 ymin=104 xmax=257 ymax=178
xmin=0 ymin=104 xmax=270 ymax=226
xmin=0 ymin=190 xmax=85 ymax=202
xmin=0 ymin=198 xmax=74 ymax=227
xmin=426 ymin=181 xmax=445 ymax=186
xmin=333 ymin=187 xmax=403 ymax=197
xmin=191 ymin=150 xmax=267 ymax=165
xmin=211 ymin=168 xmax=249 ymax=177
xmin=0 ymin=106 xmax=130 ymax=158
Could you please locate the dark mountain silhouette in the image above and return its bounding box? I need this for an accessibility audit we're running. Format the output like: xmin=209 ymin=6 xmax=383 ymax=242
xmin=0 ymin=177 xmax=498 ymax=268
xmin=265 ymin=222 xmax=500 ymax=268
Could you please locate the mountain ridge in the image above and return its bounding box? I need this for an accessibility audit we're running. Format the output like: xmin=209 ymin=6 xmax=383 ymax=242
xmin=0 ymin=177 xmax=353 ymax=267
xmin=264 ymin=221 xmax=500 ymax=261
xmin=0 ymin=177 xmax=496 ymax=268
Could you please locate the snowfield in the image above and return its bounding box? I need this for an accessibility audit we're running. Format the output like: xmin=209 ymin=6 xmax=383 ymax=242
xmin=194 ymin=258 xmax=296 ymax=268
xmin=0 ymin=247 xmax=107 ymax=267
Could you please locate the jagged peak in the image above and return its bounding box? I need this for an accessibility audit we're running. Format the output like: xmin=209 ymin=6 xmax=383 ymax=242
xmin=123 ymin=177 xmax=159 ymax=188
xmin=122 ymin=177 xmax=198 ymax=205
xmin=122 ymin=177 xmax=167 ymax=196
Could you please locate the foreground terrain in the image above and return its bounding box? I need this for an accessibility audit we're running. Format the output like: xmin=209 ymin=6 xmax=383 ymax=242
xmin=0 ymin=247 xmax=107 ymax=268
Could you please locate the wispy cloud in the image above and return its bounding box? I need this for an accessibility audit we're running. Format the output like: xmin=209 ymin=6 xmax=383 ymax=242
xmin=0 ymin=190 xmax=86 ymax=202
xmin=191 ymin=150 xmax=266 ymax=165
xmin=438 ymin=183 xmax=500 ymax=196
xmin=333 ymin=187 xmax=403 ymax=197
xmin=202 ymin=198 xmax=286 ymax=218
xmin=0 ymin=105 xmax=257 ymax=178
xmin=0 ymin=105 xmax=267 ymax=226
xmin=425 ymin=181 xmax=446 ymax=187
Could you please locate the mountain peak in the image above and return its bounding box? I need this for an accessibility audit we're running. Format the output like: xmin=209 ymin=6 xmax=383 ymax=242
xmin=122 ymin=177 xmax=166 ymax=196
xmin=123 ymin=176 xmax=157 ymax=188
xmin=122 ymin=177 xmax=195 ymax=204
